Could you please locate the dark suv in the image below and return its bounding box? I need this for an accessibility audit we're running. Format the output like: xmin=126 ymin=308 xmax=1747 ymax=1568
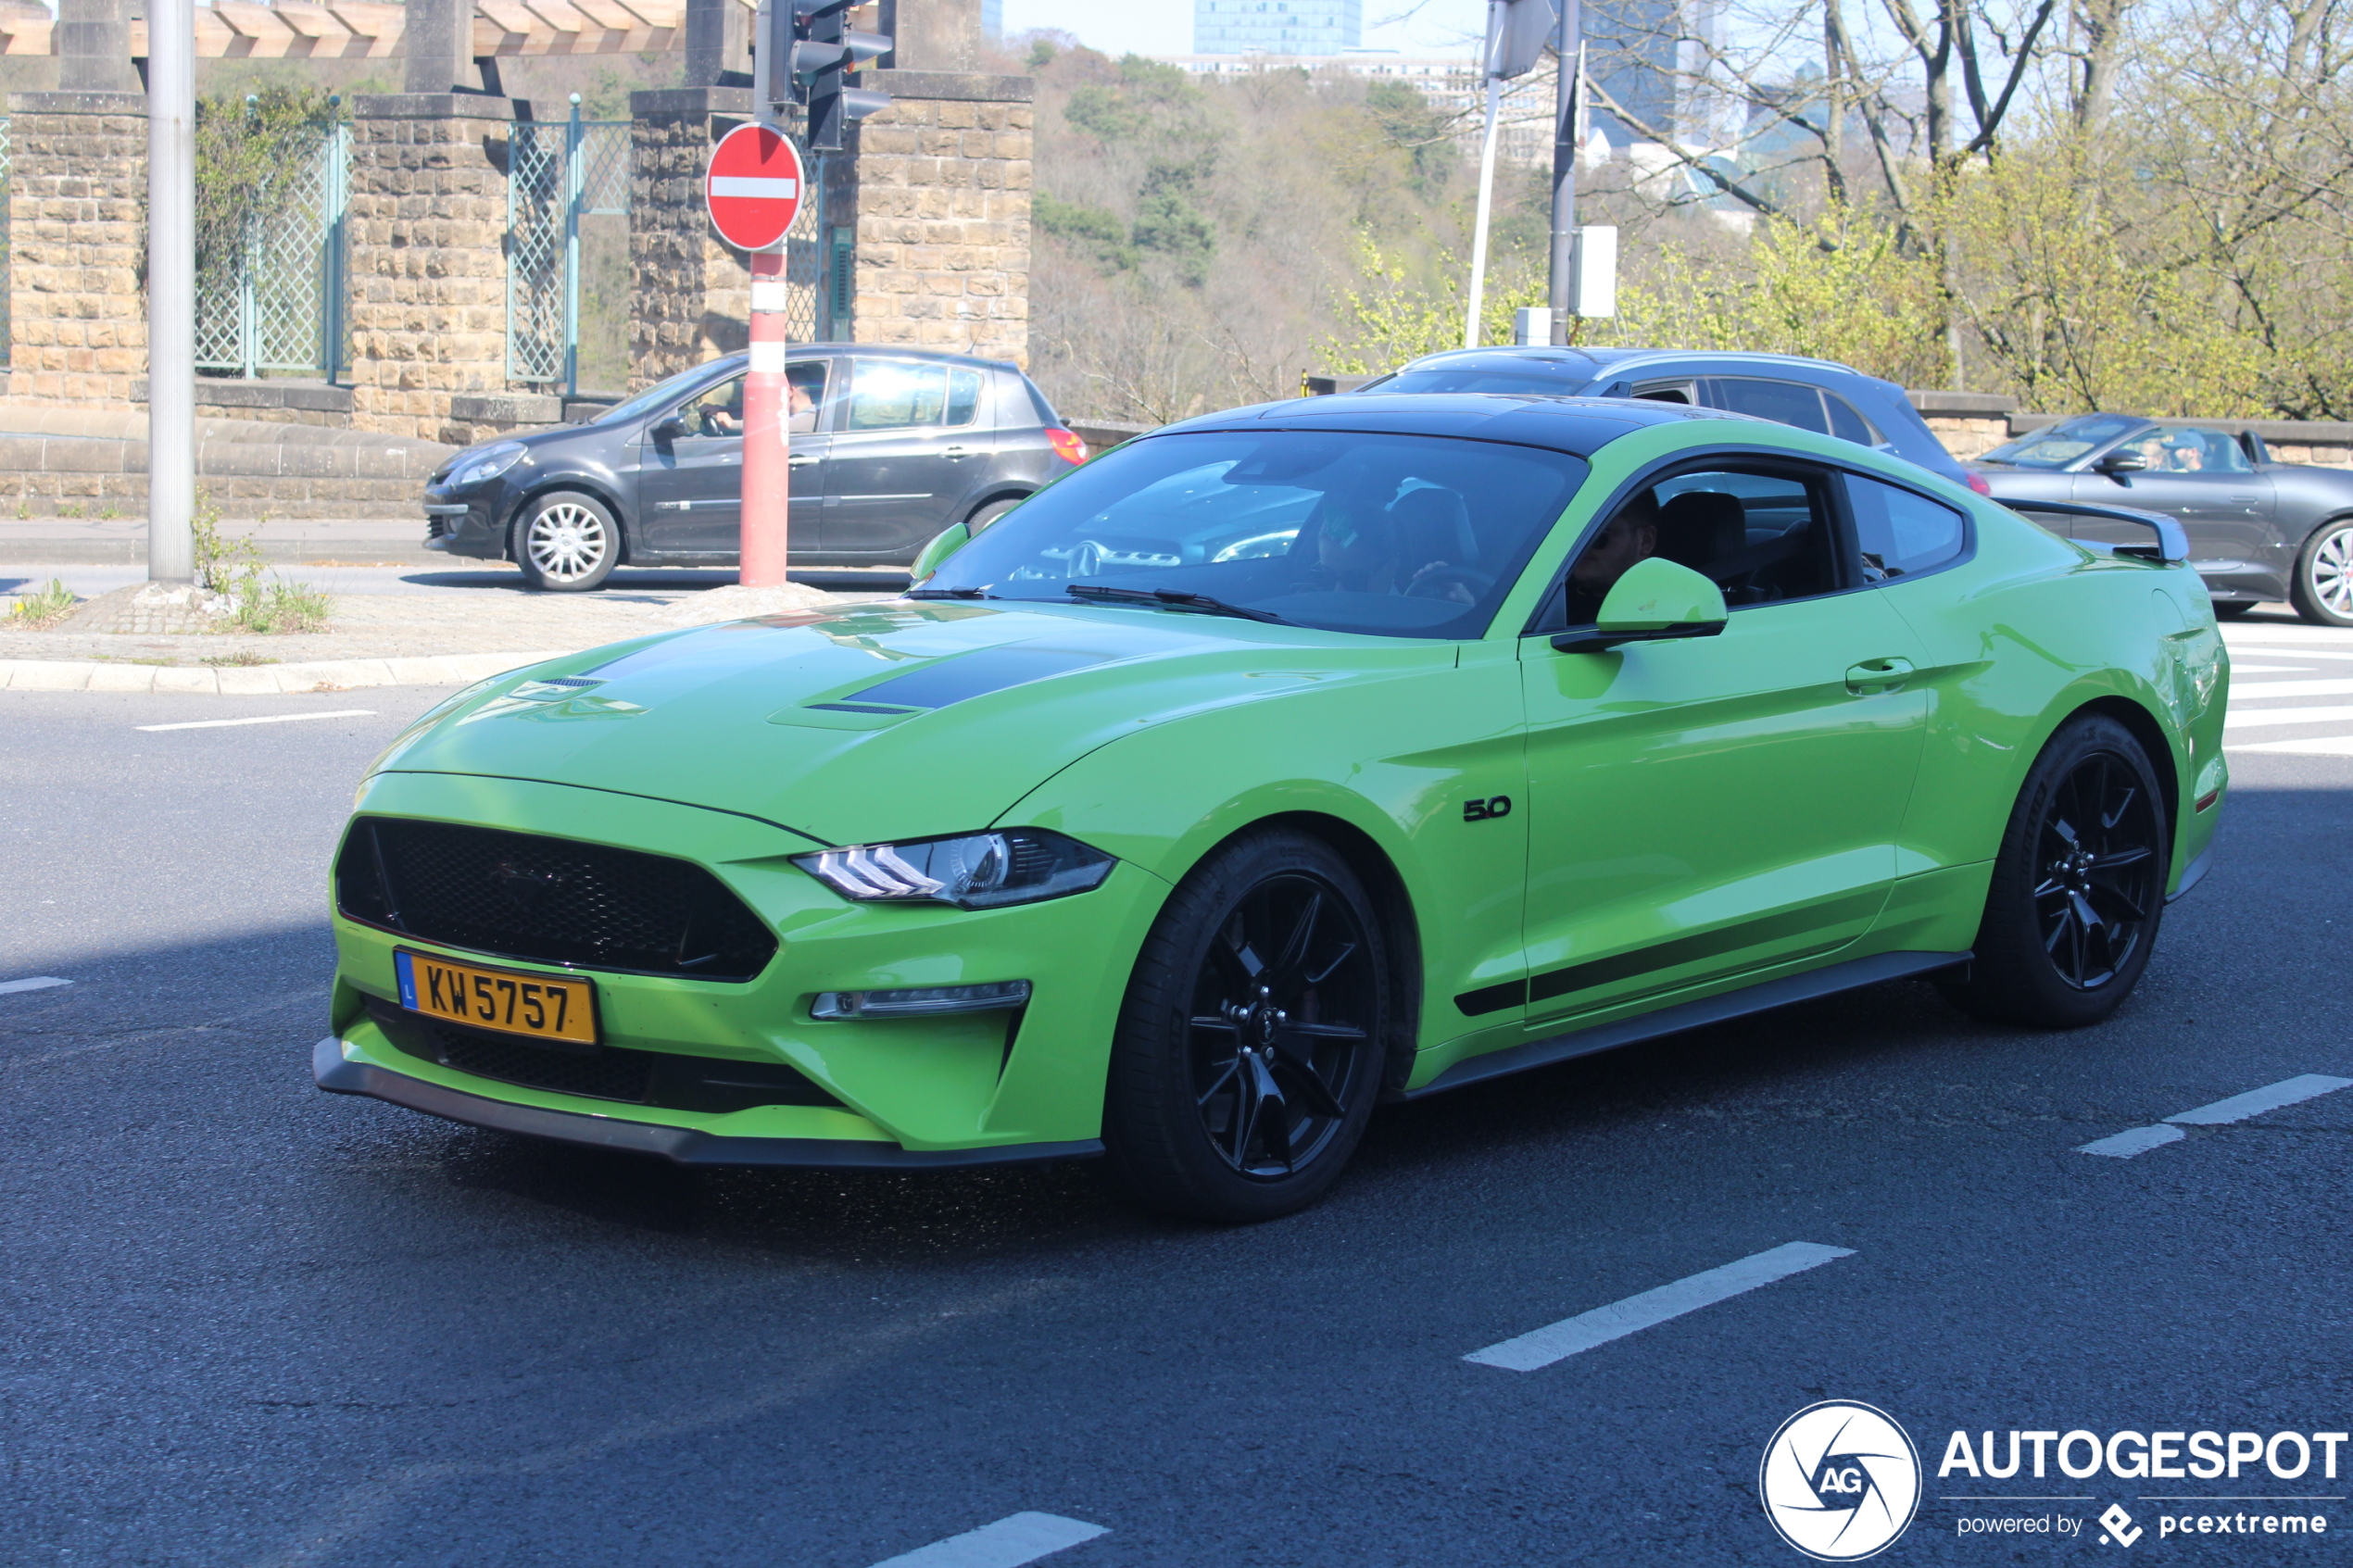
xmin=1345 ymin=347 xmax=1980 ymax=493
xmin=422 ymin=345 xmax=1088 ymax=590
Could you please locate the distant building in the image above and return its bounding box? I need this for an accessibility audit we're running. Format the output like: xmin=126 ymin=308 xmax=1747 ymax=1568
xmin=1193 ymin=0 xmax=1363 ymax=57
xmin=981 ymin=0 xmax=1002 ymax=42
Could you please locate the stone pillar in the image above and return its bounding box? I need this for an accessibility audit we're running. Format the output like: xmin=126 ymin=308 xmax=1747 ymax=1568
xmin=401 ymin=0 xmax=479 ymax=96
xmin=346 ymin=94 xmax=524 ymax=440
xmin=56 ymin=0 xmax=139 ymax=94
xmin=5 ymin=93 xmax=149 ymax=405
xmin=685 ymin=0 xmax=751 ymax=88
xmin=881 ymin=0 xmax=982 ymax=72
xmin=627 ymin=86 xmax=755 ymax=391
xmin=841 ymin=70 xmax=1031 ymax=365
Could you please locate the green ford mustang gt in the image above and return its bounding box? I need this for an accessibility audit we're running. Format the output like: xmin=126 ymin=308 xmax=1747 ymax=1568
xmin=319 ymin=395 xmax=2230 ymax=1221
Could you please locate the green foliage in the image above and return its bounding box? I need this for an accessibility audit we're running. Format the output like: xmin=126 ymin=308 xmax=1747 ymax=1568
xmin=1365 ymin=80 xmax=1455 ymax=195
xmin=192 ymin=492 xmax=332 ymax=633
xmin=1035 ymin=194 xmax=1137 ymax=272
xmin=1027 ymin=39 xmax=1058 ymax=69
xmin=1064 ymin=54 xmax=1208 ymax=143
xmin=192 ymin=493 xmax=268 ymax=595
xmin=195 ymin=85 xmax=339 ymax=295
xmin=5 ymin=578 xmax=77 ymax=629
xmin=229 ymin=576 xmax=333 ymax=634
xmin=1131 ymin=156 xmax=1218 ymax=284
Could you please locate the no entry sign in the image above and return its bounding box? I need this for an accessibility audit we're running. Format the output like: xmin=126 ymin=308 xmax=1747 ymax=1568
xmin=704 ymin=123 xmax=806 ymax=252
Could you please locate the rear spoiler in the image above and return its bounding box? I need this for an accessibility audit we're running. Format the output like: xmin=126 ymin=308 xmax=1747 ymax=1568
xmin=1999 ymin=498 xmax=2190 ymax=564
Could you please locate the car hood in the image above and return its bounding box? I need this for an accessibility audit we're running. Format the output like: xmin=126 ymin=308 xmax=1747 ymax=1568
xmin=373 ymin=599 xmax=1428 ymax=847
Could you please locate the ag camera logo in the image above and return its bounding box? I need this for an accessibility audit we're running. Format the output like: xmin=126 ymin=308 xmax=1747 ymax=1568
xmin=1760 ymin=1400 xmax=1922 ymax=1561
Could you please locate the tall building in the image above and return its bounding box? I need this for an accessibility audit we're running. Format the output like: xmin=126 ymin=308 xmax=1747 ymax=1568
xmin=1193 ymin=0 xmax=1362 ymax=56
xmin=980 ymin=0 xmax=1002 ymax=43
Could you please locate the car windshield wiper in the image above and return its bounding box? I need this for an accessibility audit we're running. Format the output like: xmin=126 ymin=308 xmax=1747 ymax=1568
xmin=903 ymin=585 xmax=996 ymax=599
xmin=1063 ymin=583 xmax=1290 ymax=624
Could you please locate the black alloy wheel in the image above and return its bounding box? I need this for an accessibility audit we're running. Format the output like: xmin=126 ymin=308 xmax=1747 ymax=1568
xmin=2030 ymin=750 xmax=2162 ymax=990
xmin=1103 ymin=830 xmax=1389 ymax=1222
xmin=1942 ymin=713 xmax=2169 ymax=1028
xmin=1188 ymin=873 xmax=1378 ymax=1180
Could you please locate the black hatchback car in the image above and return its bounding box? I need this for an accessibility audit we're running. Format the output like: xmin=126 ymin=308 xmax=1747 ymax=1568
xmin=422 ymin=345 xmax=1088 ymax=590
xmin=1343 ymin=346 xmax=1981 ymax=492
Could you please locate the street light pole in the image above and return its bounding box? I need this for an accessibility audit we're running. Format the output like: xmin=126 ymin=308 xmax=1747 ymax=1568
xmin=1547 ymin=0 xmax=1580 ymax=343
xmin=146 ymin=0 xmax=195 ymax=583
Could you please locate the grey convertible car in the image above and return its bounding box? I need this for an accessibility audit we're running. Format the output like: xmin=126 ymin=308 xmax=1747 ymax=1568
xmin=422 ymin=345 xmax=1088 ymax=590
xmin=1969 ymin=413 xmax=2353 ymax=624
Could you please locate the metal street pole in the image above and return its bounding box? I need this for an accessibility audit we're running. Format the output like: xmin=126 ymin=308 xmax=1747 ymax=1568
xmin=146 ymin=0 xmax=195 ymax=583
xmin=1463 ymin=4 xmax=1504 ymax=350
xmin=738 ymin=0 xmax=790 ymax=589
xmin=1547 ymin=0 xmax=1580 ymax=343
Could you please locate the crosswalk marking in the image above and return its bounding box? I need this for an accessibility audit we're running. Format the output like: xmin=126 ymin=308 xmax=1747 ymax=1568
xmin=2223 ymin=704 xmax=2353 ymax=730
xmin=2219 ymin=631 xmax=2353 ymax=755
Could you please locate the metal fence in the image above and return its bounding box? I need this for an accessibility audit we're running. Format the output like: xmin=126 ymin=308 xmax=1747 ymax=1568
xmin=508 ymin=109 xmax=631 ymax=394
xmin=195 ymin=122 xmax=349 ymax=380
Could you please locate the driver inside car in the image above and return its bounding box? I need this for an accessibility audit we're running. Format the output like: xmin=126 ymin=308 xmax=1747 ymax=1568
xmin=1564 ymin=491 xmax=1661 ymax=622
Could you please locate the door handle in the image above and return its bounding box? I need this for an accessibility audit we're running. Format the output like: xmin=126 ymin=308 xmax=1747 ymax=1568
xmin=787 ymin=455 xmax=821 ymax=467
xmin=1844 ymin=657 xmax=1916 ymax=695
xmin=942 ymin=445 xmax=975 ymax=458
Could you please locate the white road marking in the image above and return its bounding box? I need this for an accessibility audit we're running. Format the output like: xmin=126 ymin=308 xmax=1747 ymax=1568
xmin=2077 ymin=1124 xmax=2185 ymax=1159
xmin=2165 ymin=1073 xmax=2353 ymax=1125
xmin=0 ymin=975 xmax=71 ymax=995
xmin=864 ymin=1513 xmax=1109 ymax=1568
xmin=2221 ymin=676 xmax=2353 ymax=698
xmin=2078 ymin=1075 xmax=2352 ymax=1157
xmin=135 ymin=709 xmax=376 ymax=733
xmin=2227 ymin=734 xmax=2353 ymax=756
xmin=2223 ymin=704 xmax=2353 ymax=730
xmin=1463 ymin=1241 xmax=1854 ymax=1372
xmin=2226 ymin=662 xmax=2312 ymax=672
xmin=2222 ymin=646 xmax=2353 ymax=660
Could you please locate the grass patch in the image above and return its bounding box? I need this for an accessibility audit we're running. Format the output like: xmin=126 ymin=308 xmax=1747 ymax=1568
xmin=195 ymin=493 xmax=333 ymax=634
xmin=5 ymin=578 xmax=79 ymax=629
xmin=201 ymin=650 xmax=280 ymax=667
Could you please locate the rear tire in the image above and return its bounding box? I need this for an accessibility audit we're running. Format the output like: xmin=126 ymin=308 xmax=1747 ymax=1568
xmin=964 ymin=495 xmax=1023 ymax=535
xmin=1101 ymin=830 xmax=1389 ymax=1223
xmin=2289 ymin=518 xmax=2353 ymax=626
xmin=513 ymin=492 xmax=620 ymax=592
xmin=1941 ymin=714 xmax=2169 ymax=1029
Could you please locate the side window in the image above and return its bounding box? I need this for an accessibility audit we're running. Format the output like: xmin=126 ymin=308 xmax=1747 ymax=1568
xmin=1823 ymin=392 xmax=1879 ymax=446
xmin=1846 ymin=474 xmax=1968 ymax=582
xmin=679 ymin=374 xmax=746 ymax=438
xmin=786 ymin=359 xmax=828 ymax=433
xmin=2133 ymin=425 xmax=2251 ymax=474
xmin=945 ymin=368 xmax=985 ymax=428
xmin=1712 ymin=378 xmax=1831 ymax=435
xmin=1630 ymin=380 xmax=1695 ymax=405
xmin=1547 ymin=465 xmax=1844 ymax=628
xmin=845 ymin=359 xmax=950 ymax=431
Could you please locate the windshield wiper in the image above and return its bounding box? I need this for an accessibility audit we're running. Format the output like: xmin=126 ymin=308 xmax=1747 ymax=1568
xmin=904 ymin=585 xmax=995 ymax=599
xmin=1063 ymin=583 xmax=1290 ymax=624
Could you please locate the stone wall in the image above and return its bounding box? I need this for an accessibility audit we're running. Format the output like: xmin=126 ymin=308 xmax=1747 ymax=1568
xmin=0 ymin=406 xmax=449 ymax=519
xmin=344 ymin=94 xmax=522 ymax=442
xmin=628 ymin=86 xmax=755 ymax=392
xmin=843 ymin=70 xmax=1031 ymax=364
xmin=5 ymin=92 xmax=148 ymax=406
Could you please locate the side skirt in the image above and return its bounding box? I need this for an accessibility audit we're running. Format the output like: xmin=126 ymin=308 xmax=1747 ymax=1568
xmin=1403 ymin=949 xmax=1972 ymax=1100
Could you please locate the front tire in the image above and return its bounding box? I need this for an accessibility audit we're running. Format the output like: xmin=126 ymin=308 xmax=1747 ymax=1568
xmin=1102 ymin=830 xmax=1390 ymax=1223
xmin=513 ymin=492 xmax=621 ymax=592
xmin=1942 ymin=714 xmax=2169 ymax=1028
xmin=2289 ymin=518 xmax=2353 ymax=626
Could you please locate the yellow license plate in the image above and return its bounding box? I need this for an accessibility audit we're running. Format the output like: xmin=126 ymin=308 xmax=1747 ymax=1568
xmin=395 ymin=949 xmax=598 ymax=1046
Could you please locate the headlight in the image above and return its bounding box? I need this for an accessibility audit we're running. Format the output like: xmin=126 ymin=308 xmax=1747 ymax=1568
xmin=452 ymin=441 xmax=527 ymax=488
xmin=792 ymin=829 xmax=1114 ymax=909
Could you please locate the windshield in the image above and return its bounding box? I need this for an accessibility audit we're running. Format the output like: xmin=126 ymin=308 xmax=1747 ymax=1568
xmin=590 ymin=360 xmax=737 ymax=429
xmin=1362 ymin=367 xmax=1599 ymax=397
xmin=919 ymin=430 xmax=1590 ymax=639
xmin=1978 ymin=413 xmax=2146 ymax=469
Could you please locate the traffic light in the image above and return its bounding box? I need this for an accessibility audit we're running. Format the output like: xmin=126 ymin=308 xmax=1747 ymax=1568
xmin=774 ymin=0 xmax=890 ymax=151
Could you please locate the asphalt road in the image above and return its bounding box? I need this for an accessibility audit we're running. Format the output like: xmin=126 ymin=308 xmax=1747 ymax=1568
xmin=4 ymin=630 xmax=2349 ymax=1568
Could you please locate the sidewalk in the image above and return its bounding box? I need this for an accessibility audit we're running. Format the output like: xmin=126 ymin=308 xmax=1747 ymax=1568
xmin=0 ymin=517 xmax=443 ymax=565
xmin=0 ymin=562 xmax=907 ymax=693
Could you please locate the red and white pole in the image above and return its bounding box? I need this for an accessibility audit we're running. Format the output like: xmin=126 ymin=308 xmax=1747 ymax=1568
xmin=739 ymin=246 xmax=790 ymax=587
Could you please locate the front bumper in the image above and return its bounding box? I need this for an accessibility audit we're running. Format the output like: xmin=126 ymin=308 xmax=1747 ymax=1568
xmin=422 ymin=489 xmax=510 ymax=558
xmin=314 ymin=1037 xmax=1101 ymax=1168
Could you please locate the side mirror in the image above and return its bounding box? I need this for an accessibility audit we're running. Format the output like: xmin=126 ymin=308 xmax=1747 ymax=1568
xmin=910 ymin=521 xmax=971 ymax=584
xmin=1552 ymin=557 xmax=1730 ymax=654
xmin=2097 ymin=448 xmax=2148 ymax=474
xmin=648 ymin=417 xmax=686 ymax=444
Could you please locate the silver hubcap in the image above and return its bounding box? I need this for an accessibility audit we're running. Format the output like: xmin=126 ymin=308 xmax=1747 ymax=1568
xmin=2312 ymin=526 xmax=2353 ymax=617
xmin=526 ymin=502 xmax=609 ymax=583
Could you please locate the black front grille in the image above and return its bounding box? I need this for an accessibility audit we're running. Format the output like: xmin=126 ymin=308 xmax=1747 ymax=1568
xmin=336 ymin=817 xmax=777 ymax=982
xmin=367 ymin=997 xmax=839 ymax=1112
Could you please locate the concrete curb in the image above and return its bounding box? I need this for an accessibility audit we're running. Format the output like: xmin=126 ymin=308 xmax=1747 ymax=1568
xmin=0 ymin=649 xmax=573 ymax=695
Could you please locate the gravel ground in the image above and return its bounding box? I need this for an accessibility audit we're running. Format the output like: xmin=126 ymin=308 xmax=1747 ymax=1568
xmin=0 ymin=565 xmax=905 ymax=667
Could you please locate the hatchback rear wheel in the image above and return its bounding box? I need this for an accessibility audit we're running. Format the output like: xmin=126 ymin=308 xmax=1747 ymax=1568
xmin=1102 ymin=830 xmax=1389 ymax=1223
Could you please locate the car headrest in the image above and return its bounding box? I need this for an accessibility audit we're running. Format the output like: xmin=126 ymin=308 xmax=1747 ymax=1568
xmin=1388 ymin=485 xmax=1478 ymax=565
xmin=1656 ymin=491 xmax=1746 ymax=571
